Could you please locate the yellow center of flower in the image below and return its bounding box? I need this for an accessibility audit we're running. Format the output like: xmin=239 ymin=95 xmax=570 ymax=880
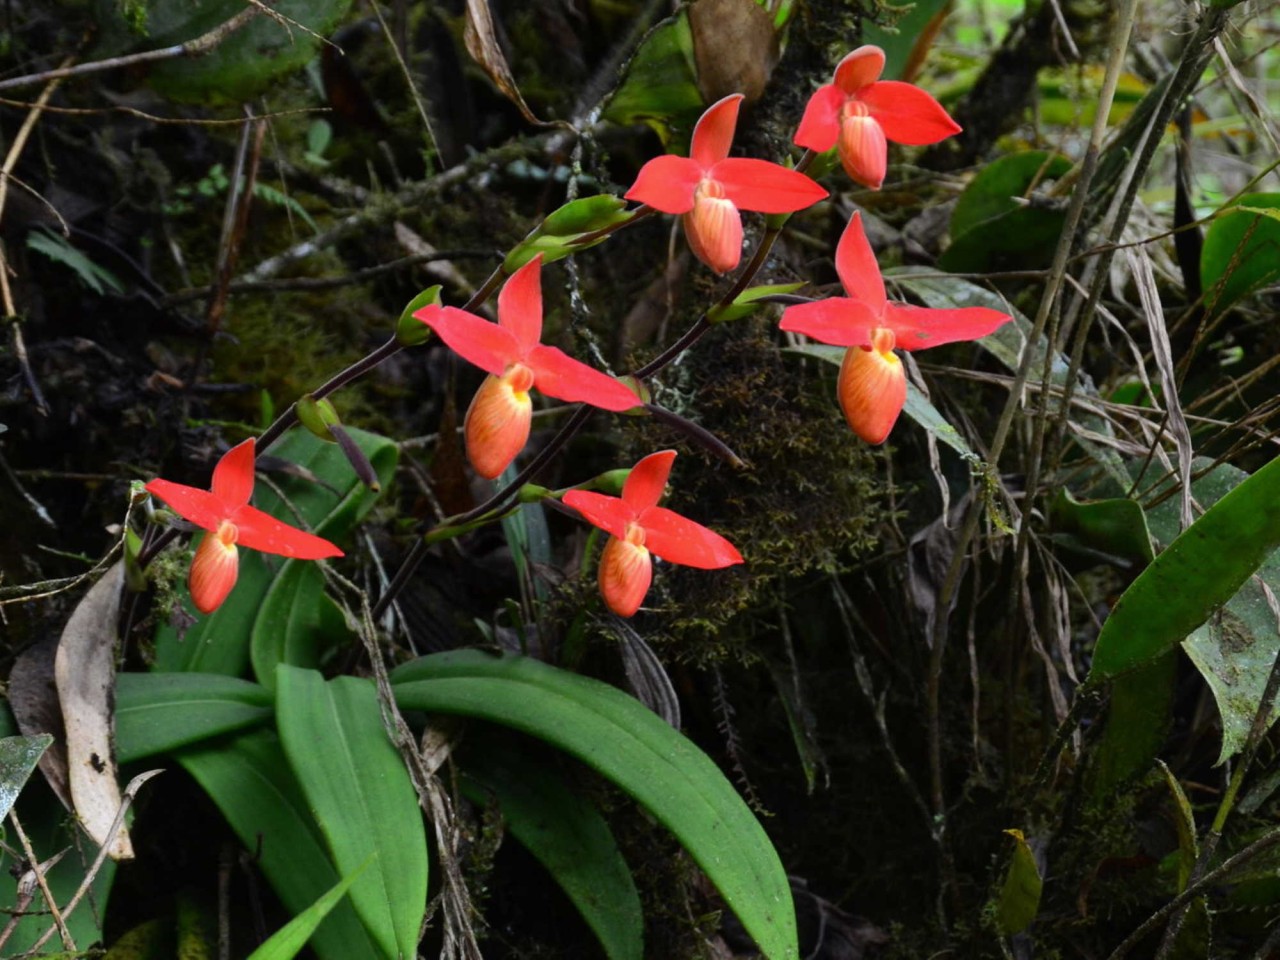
xmin=623 ymin=521 xmax=646 ymax=548
xmin=504 ymin=362 xmax=536 ymax=399
xmin=215 ymin=518 xmax=239 ymax=547
xmin=840 ymin=99 xmax=870 ymax=123
xmin=693 ymin=179 xmax=726 ymax=202
xmin=867 ymin=326 xmax=897 ymax=359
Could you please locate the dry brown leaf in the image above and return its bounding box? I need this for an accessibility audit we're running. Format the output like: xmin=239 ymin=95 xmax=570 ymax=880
xmin=9 ymin=636 xmax=71 ymax=809
xmin=53 ymin=561 xmax=133 ymax=861
xmin=689 ymin=0 xmax=779 ymax=105
xmin=463 ymin=0 xmax=559 ymax=128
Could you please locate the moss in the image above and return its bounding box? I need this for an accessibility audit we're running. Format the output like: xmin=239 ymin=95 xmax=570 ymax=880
xmin=629 ymin=324 xmax=885 ymax=658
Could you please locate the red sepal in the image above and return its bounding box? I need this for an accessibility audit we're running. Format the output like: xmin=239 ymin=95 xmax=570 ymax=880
xmin=691 ymin=94 xmax=743 ymax=168
xmin=712 ymin=159 xmax=828 ymax=213
xmin=883 ymin=303 xmax=1011 ymax=352
xmin=526 ymin=345 xmax=640 ymax=411
xmin=229 ymin=504 xmax=344 ymax=559
xmin=860 ymin=81 xmax=962 ymax=145
xmin=498 ymin=256 xmax=543 ymax=354
xmin=779 ymin=298 xmax=880 ymax=348
xmin=563 ymin=490 xmax=635 ymax=542
xmin=624 ymin=155 xmax=704 ymax=214
xmin=210 ymin=438 xmax=255 ymax=506
xmin=622 ymin=450 xmax=676 ymax=512
xmin=793 ymin=84 xmax=846 ymax=152
xmin=835 ymin=212 xmax=887 ymax=309
xmin=635 ymin=505 xmax=743 ymax=569
xmin=414 ymin=305 xmax=518 ymax=376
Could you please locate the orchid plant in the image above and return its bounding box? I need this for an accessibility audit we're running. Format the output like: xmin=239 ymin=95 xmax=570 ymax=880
xmin=140 ymin=44 xmax=1001 ymax=620
xmin=105 ymin=38 xmax=1022 ymax=960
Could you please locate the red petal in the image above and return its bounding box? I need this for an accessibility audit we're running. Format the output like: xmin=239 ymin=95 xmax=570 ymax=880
xmin=859 ymin=81 xmax=962 ymax=145
xmin=837 ymin=335 xmax=906 ymax=445
xmin=189 ymin=524 xmax=239 ymax=614
xmin=498 ymin=255 xmax=543 ymax=355
xmin=563 ymin=490 xmax=635 ymax=541
xmin=414 ymin=305 xmax=519 ymax=376
xmin=636 ymin=506 xmax=743 ymax=569
xmin=622 ymin=450 xmax=676 ymax=512
xmin=690 ymin=94 xmax=743 ymax=168
xmin=834 ymin=45 xmax=885 ymax=93
xmin=527 ymin=345 xmax=640 ymax=411
xmin=210 ymin=438 xmax=255 ymax=507
xmin=779 ymin=298 xmax=880 ymax=347
xmin=683 ymin=195 xmax=744 ymax=274
xmin=836 ymin=212 xmax=887 ymax=310
xmin=145 ymin=478 xmax=227 ymax=532
xmin=837 ymin=112 xmax=887 ymax=190
xmin=711 ymin=159 xmax=828 ymax=213
xmin=794 ymin=84 xmax=846 ymax=152
xmin=624 ymin=155 xmax=704 ymax=214
xmin=597 ymin=535 xmax=652 ymax=617
xmin=464 ymin=369 xmax=534 ymax=478
xmin=882 ymin=303 xmax=1012 ymax=352
xmin=229 ymin=504 xmax=343 ymax=559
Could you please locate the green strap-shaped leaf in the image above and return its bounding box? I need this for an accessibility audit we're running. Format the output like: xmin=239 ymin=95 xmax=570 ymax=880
xmin=179 ymin=730 xmax=380 ymax=960
xmin=153 ymin=427 xmax=396 ymax=678
xmin=116 ymin=673 xmax=272 ymax=763
xmin=276 ymin=668 xmax=427 ymax=960
xmin=1201 ymin=193 xmax=1280 ymax=315
xmin=390 ymin=651 xmax=798 ymax=960
xmin=247 ymin=864 xmax=368 ymax=960
xmin=250 ymin=561 xmax=354 ymax=692
xmin=459 ymin=728 xmax=643 ymax=960
xmin=1088 ymin=453 xmax=1280 ymax=681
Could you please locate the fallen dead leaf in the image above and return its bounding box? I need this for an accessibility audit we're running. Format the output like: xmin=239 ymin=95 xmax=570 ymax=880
xmin=53 ymin=562 xmax=132 ymax=860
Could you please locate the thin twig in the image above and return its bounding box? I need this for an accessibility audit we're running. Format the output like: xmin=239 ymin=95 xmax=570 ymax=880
xmin=6 ymin=811 xmax=72 ymax=951
xmin=0 ymin=6 xmax=261 ymax=92
xmin=1105 ymin=825 xmax=1280 ymax=960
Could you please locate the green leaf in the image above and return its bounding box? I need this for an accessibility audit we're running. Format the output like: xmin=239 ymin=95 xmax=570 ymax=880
xmin=276 ymin=668 xmax=427 ymax=960
xmin=247 ymin=863 xmax=369 ymax=960
xmin=1201 ymin=193 xmax=1280 ymax=315
xmin=179 ymin=730 xmax=380 ymax=960
xmin=860 ymin=0 xmax=952 ymax=80
xmin=0 ymin=734 xmax=53 ymax=821
xmin=390 ymin=651 xmax=798 ymax=960
xmin=602 ymin=12 xmax=704 ymax=145
xmin=1158 ymin=760 xmax=1197 ymax=893
xmin=1088 ymin=453 xmax=1280 ymax=681
xmin=152 ymin=427 xmax=396 ymax=677
xmin=136 ymin=0 xmax=355 ymax=105
xmin=27 ymin=228 xmax=125 ymax=294
xmin=250 ymin=562 xmax=354 ymax=693
xmin=1147 ymin=460 xmax=1280 ymax=763
xmin=1049 ymin=489 xmax=1155 ymax=566
xmin=994 ymin=829 xmax=1042 ymax=936
xmin=784 ymin=344 xmax=978 ymax=461
xmin=459 ymin=729 xmax=643 ymax=960
xmin=1089 ymin=652 xmax=1177 ymax=796
xmin=941 ymin=152 xmax=1072 ymax=273
xmin=116 ymin=673 xmax=272 ymax=762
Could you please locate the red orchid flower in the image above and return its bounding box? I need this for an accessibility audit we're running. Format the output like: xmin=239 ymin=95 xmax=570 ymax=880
xmin=145 ymin=438 xmax=343 ymax=614
xmin=794 ymin=45 xmax=961 ymax=190
xmin=563 ymin=451 xmax=742 ymax=617
xmin=625 ymin=94 xmax=828 ymax=274
xmin=414 ymin=255 xmax=641 ymax=479
xmin=780 ymin=212 xmax=1011 ymax=444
